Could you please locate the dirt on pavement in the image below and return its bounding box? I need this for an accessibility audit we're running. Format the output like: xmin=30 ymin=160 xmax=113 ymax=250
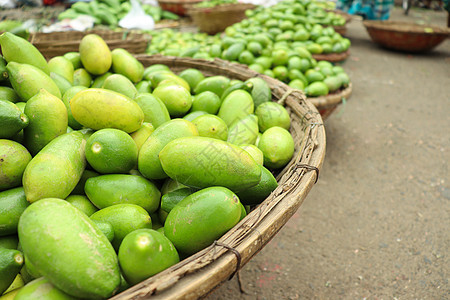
xmin=206 ymin=6 xmax=450 ymax=300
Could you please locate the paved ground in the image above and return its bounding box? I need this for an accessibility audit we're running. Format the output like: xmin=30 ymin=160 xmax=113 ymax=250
xmin=207 ymin=6 xmax=450 ymax=300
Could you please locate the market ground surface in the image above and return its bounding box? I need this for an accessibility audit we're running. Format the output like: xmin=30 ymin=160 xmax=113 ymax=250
xmin=206 ymin=6 xmax=450 ymax=300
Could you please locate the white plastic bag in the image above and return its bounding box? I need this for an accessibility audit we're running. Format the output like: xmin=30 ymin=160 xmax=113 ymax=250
xmin=119 ymin=0 xmax=155 ymax=30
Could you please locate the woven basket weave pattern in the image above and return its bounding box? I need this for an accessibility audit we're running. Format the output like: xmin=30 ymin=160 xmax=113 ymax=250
xmin=29 ymin=30 xmax=150 ymax=59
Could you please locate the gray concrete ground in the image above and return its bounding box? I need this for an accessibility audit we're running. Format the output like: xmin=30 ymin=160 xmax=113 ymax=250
xmin=207 ymin=6 xmax=450 ymax=300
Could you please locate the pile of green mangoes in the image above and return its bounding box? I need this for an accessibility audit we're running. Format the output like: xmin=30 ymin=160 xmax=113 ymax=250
xmin=147 ymin=28 xmax=350 ymax=97
xmin=58 ymin=0 xmax=179 ymax=27
xmin=247 ymin=0 xmax=347 ymax=27
xmin=193 ymin=0 xmax=238 ymax=8
xmin=147 ymin=29 xmax=221 ymax=58
xmin=0 ymin=32 xmax=295 ymax=299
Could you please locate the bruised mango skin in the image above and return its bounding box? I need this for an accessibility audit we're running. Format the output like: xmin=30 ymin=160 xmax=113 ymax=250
xmin=70 ymin=88 xmax=144 ymax=133
xmin=18 ymin=198 xmax=121 ymax=299
xmin=164 ymin=187 xmax=242 ymax=255
xmin=22 ymin=131 xmax=86 ymax=203
xmin=159 ymin=136 xmax=261 ymax=192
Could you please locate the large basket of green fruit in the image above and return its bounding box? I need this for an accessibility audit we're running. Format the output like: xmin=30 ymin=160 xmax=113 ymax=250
xmin=187 ymin=1 xmax=256 ymax=35
xmin=29 ymin=30 xmax=151 ymax=59
xmin=0 ymin=30 xmax=325 ymax=300
xmin=105 ymin=54 xmax=325 ymax=299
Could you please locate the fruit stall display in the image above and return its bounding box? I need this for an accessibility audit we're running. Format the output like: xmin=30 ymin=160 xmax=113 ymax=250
xmin=57 ymin=0 xmax=180 ymax=27
xmin=147 ymin=28 xmax=351 ymax=101
xmin=187 ymin=0 xmax=256 ymax=35
xmin=0 ymin=31 xmax=325 ymax=299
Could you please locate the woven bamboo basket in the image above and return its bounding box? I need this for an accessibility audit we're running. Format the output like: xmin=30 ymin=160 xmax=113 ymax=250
xmin=29 ymin=30 xmax=151 ymax=59
xmin=157 ymin=0 xmax=204 ymax=16
xmin=308 ymin=83 xmax=353 ymax=120
xmin=312 ymin=49 xmax=350 ymax=62
xmin=331 ymin=25 xmax=347 ymax=36
xmin=363 ymin=20 xmax=450 ymax=52
xmin=187 ymin=3 xmax=256 ymax=35
xmin=109 ymin=55 xmax=326 ymax=299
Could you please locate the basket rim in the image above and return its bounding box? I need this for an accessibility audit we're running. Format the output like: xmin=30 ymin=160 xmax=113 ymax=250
xmin=363 ymin=20 xmax=450 ymax=36
xmin=312 ymin=50 xmax=350 ymax=62
xmin=110 ymin=55 xmax=327 ymax=300
xmin=187 ymin=2 xmax=256 ymax=13
xmin=308 ymin=82 xmax=353 ymax=110
xmin=157 ymin=0 xmax=203 ymax=4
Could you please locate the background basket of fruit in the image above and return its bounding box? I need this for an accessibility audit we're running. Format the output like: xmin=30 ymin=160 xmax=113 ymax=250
xmin=363 ymin=20 xmax=450 ymax=52
xmin=308 ymin=82 xmax=352 ymax=119
xmin=157 ymin=0 xmax=204 ymax=16
xmin=187 ymin=0 xmax=256 ymax=35
xmin=29 ymin=30 xmax=151 ymax=59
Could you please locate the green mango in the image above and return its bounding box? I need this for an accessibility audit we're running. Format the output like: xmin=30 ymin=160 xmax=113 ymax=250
xmin=72 ymin=68 xmax=92 ymax=87
xmin=0 ymin=32 xmax=49 ymax=74
xmin=0 ymin=235 xmax=19 ymax=250
xmin=217 ymin=89 xmax=254 ymax=126
xmin=90 ymin=204 xmax=152 ymax=251
xmin=0 ymin=87 xmax=20 ymax=103
xmin=50 ymin=72 xmax=72 ymax=96
xmin=70 ymin=88 xmax=144 ymax=133
xmin=0 ymin=248 xmax=23 ymax=294
xmin=48 ymin=56 xmax=74 ymax=84
xmin=90 ymin=72 xmax=112 ymax=88
xmin=14 ymin=277 xmax=78 ymax=300
xmin=61 ymin=86 xmax=87 ymax=130
xmin=191 ymin=114 xmax=228 ymax=141
xmin=159 ymin=136 xmax=261 ymax=192
xmin=6 ymin=62 xmax=61 ymax=102
xmin=236 ymin=165 xmax=278 ymax=205
xmin=63 ymin=52 xmax=82 ymax=70
xmin=258 ymin=126 xmax=294 ymax=169
xmin=22 ymin=131 xmax=86 ymax=203
xmin=0 ymin=100 xmax=29 ymax=139
xmin=85 ymin=174 xmax=161 ymax=213
xmin=164 ymin=187 xmax=241 ymax=255
xmin=23 ymin=89 xmax=68 ymax=155
xmin=138 ymin=119 xmax=198 ymax=180
xmin=118 ymin=229 xmax=179 ymax=285
xmin=91 ymin=220 xmax=114 ymax=243
xmin=70 ymin=169 xmax=99 ymax=196
xmin=102 ymin=73 xmax=138 ymax=99
xmin=194 ymin=76 xmax=230 ymax=98
xmin=18 ymin=198 xmax=120 ymax=298
xmin=255 ymin=101 xmax=291 ymax=132
xmin=152 ymin=82 xmax=192 ymax=117
xmin=160 ymin=188 xmax=193 ymax=213
xmin=245 ymin=77 xmax=272 ymax=108
xmin=79 ymin=34 xmax=112 ymax=76
xmin=0 ymin=188 xmax=29 ymax=236
xmin=227 ymin=114 xmax=259 ymax=146
xmin=111 ymin=48 xmax=144 ymax=83
xmin=65 ymin=194 xmax=98 ymax=216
